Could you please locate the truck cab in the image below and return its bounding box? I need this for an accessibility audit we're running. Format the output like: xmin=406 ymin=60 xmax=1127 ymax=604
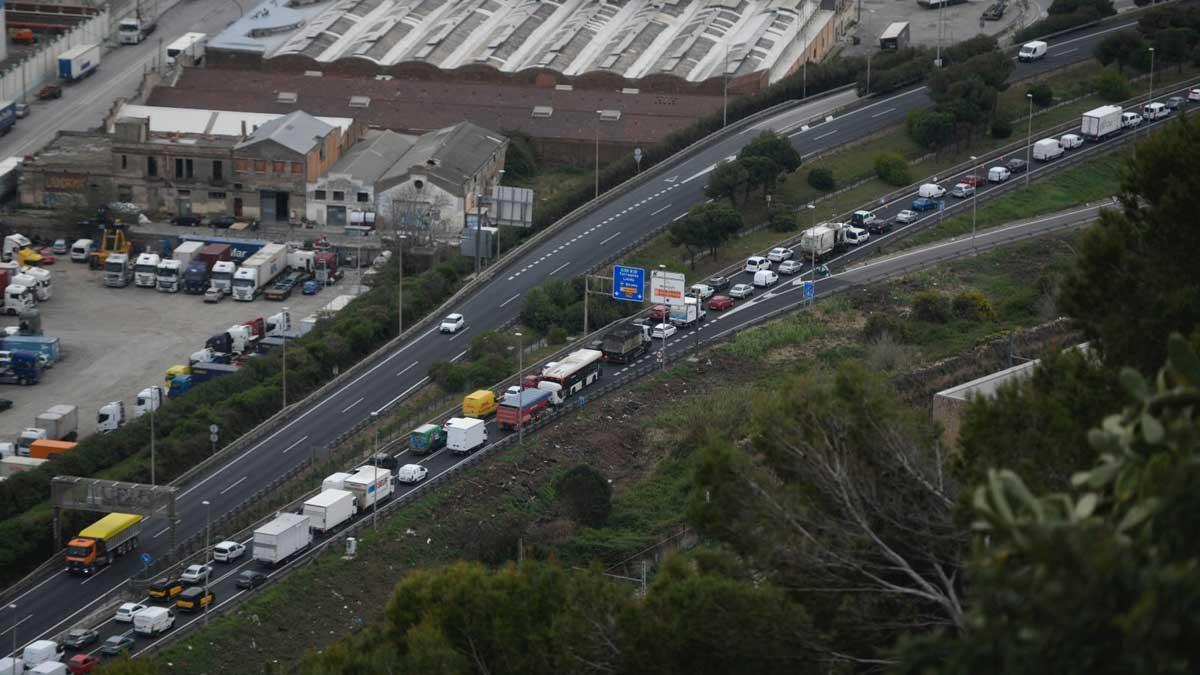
xmin=156 ymin=259 xmax=182 ymax=292
xmin=104 ymin=253 xmax=132 ymax=288
xmin=96 ymin=401 xmax=126 ymax=433
xmin=210 ymin=260 xmax=237 ymax=294
xmin=3 ymin=283 xmax=34 ymax=316
xmin=232 ymin=267 xmax=258 ymax=300
xmin=19 ymin=267 xmax=51 ymax=301
xmin=135 ymin=386 xmax=164 ymax=417
xmin=17 ymin=427 xmax=46 ymax=455
xmin=11 ymin=273 xmax=45 ymax=303
xmin=134 ymin=253 xmax=161 ymax=287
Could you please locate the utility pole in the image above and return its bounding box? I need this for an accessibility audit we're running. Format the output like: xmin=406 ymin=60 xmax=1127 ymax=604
xmin=582 ymin=273 xmax=613 ymax=337
xmin=149 ymin=396 xmax=156 ymax=485
xmin=281 ymin=305 xmax=288 ymax=408
xmin=202 ymin=500 xmax=211 ymax=625
xmin=723 ymin=44 xmax=729 ymax=127
xmin=1025 ymin=93 xmax=1034 ymax=187
xmin=370 ymin=412 xmax=380 ymax=531
xmin=514 ymin=332 xmax=524 ymax=444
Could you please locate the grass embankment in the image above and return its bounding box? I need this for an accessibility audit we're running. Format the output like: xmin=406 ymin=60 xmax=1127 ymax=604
xmin=147 ymin=225 xmax=1084 ymax=674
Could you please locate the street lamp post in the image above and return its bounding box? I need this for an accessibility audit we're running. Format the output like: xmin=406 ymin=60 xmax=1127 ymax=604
xmin=202 ymin=500 xmax=211 ymax=625
xmin=150 ymin=395 xmax=156 ymax=485
xmin=1025 ymin=93 xmax=1034 ymax=187
xmin=370 ymin=411 xmax=380 ymax=531
xmin=594 ymin=110 xmax=603 ymax=200
xmin=806 ymin=204 xmax=816 ymax=273
xmin=866 ymin=52 xmax=872 ymax=96
xmin=723 ymin=44 xmax=729 ymax=127
xmin=1147 ymin=47 xmax=1155 ymax=140
xmin=514 ymin=332 xmax=524 ymax=444
xmin=397 ymin=232 xmax=403 ymax=337
xmin=970 ymin=155 xmax=979 ymax=247
xmin=9 ymin=603 xmax=17 ymax=659
xmin=281 ymin=305 xmax=288 ymax=409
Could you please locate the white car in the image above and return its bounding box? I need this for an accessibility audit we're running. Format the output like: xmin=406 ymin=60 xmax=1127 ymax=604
xmin=844 ymin=227 xmax=870 ymax=246
xmin=951 ymin=182 xmax=975 ymax=198
xmin=766 ymin=247 xmax=793 ymax=262
xmin=212 ymin=540 xmax=245 ymax=562
xmin=115 ymin=602 xmax=147 ymax=623
xmin=689 ymin=283 xmax=714 ymax=299
xmin=1143 ymin=102 xmax=1169 ymax=120
xmin=181 ymin=564 xmax=212 ymax=584
xmin=1121 ymin=112 xmax=1143 ymax=128
xmin=203 ymin=286 xmax=224 ymax=303
xmin=895 ymin=209 xmax=919 ymax=224
xmin=1190 ymin=87 xmax=1200 ymax=102
xmin=744 ymin=256 xmax=771 ymax=273
xmin=396 ymin=464 xmax=429 ymax=484
xmin=1060 ymin=133 xmax=1083 ymax=149
xmin=651 ymin=322 xmax=677 ymax=340
xmin=729 ymin=283 xmax=754 ymax=299
xmin=439 ymin=313 xmax=465 ymax=334
xmin=918 ymin=183 xmax=946 ymax=199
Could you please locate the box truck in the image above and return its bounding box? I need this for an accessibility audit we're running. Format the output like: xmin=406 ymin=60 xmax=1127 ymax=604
xmin=322 ymin=471 xmax=353 ymax=492
xmin=254 ymin=512 xmax=312 ymax=564
xmin=1081 ymin=105 xmax=1123 ymax=141
xmin=118 ymin=14 xmax=157 ymax=45
xmin=302 ymin=489 xmax=357 ymax=532
xmin=445 ymin=417 xmax=488 ymax=454
xmin=57 ymin=44 xmax=101 ymax=82
xmin=232 ymin=243 xmax=286 ymax=301
xmin=343 ymin=466 xmax=394 ymax=508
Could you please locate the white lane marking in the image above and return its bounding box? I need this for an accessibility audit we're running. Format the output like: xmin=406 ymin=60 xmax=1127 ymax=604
xmin=371 ymin=376 xmax=432 ymax=416
xmin=0 ymin=614 xmax=33 ymax=637
xmin=177 ymin=326 xmax=437 ymax=499
xmin=281 ymin=435 xmax=309 ymax=454
xmin=549 ymin=261 xmax=570 ymax=275
xmin=396 ymin=361 xmax=419 ymax=377
xmin=651 ymin=204 xmax=671 ymax=216
xmin=815 ymin=129 xmax=838 ymax=141
xmin=220 ymin=476 xmax=249 ymax=495
xmin=500 ymin=293 xmax=520 ymax=308
xmin=153 ymin=525 xmax=171 ymax=539
xmin=871 ymin=107 xmax=896 ymax=118
xmin=6 ymin=570 xmax=66 ymax=606
xmin=1056 ymin=47 xmax=1077 ymax=55
xmin=673 ymin=212 xmax=688 ymax=221
xmin=341 ymin=397 xmax=364 ymax=413
xmin=449 ymin=350 xmax=468 ymax=363
xmin=448 ymin=326 xmax=471 ymax=341
xmin=600 ymin=231 xmax=621 ymax=246
xmin=79 ymin=568 xmax=110 ymax=585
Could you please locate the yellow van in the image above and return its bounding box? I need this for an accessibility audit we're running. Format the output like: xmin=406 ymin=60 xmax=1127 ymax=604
xmin=462 ymin=390 xmax=497 ymax=418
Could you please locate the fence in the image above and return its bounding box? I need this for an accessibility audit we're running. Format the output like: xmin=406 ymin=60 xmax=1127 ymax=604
xmin=0 ymin=10 xmax=111 ymax=103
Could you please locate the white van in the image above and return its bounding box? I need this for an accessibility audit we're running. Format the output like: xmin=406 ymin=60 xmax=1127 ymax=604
xmin=1018 ymin=40 xmax=1048 ymax=62
xmin=22 ymin=641 xmax=64 ymax=669
xmin=752 ymin=270 xmax=779 ymax=288
xmin=843 ymin=227 xmax=870 ymax=246
xmin=1122 ymin=112 xmax=1143 ymax=128
xmin=1060 ymin=133 xmax=1083 ymax=150
xmin=134 ymin=606 xmax=175 ymax=637
xmin=744 ymin=256 xmax=771 ymax=273
xmin=1032 ymin=138 xmax=1063 ymax=161
xmin=69 ymin=239 xmax=93 ymax=263
xmin=988 ymin=166 xmax=1011 ymax=183
xmin=30 ymin=662 xmax=67 ymax=675
xmin=1143 ymin=101 xmax=1169 ymax=120
xmin=918 ymin=183 xmax=946 ymax=199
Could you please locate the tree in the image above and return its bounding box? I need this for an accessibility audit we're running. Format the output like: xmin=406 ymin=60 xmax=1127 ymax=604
xmin=704 ymin=160 xmax=748 ymax=205
xmin=1093 ymin=67 xmax=1134 ymax=101
xmin=669 ymin=202 xmax=742 ymax=266
xmin=908 ymin=110 xmax=956 ymax=150
xmin=1154 ymin=27 xmax=1196 ymax=72
xmin=895 ymin=335 xmax=1200 ymax=675
xmin=556 ymin=464 xmax=612 ymax=527
xmin=874 ymin=151 xmax=912 ymax=186
xmin=1094 ymin=30 xmax=1146 ymax=73
xmin=740 ymin=155 xmax=782 ymax=200
xmin=767 ymin=208 xmax=797 ymax=232
xmin=806 ymin=167 xmax=835 ymax=191
xmin=1026 ymin=82 xmax=1053 ymax=107
xmin=738 ymin=130 xmax=801 ymax=172
xmin=1058 ymin=114 xmax=1200 ymax=372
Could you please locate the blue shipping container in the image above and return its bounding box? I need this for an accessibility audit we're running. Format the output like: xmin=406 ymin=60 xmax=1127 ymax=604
xmin=181 ymin=235 xmax=265 ymax=264
xmin=2 ymin=336 xmax=61 ymax=365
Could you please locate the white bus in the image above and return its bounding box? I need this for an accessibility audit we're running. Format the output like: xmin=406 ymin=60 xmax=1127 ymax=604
xmin=165 ymin=32 xmax=207 ymax=66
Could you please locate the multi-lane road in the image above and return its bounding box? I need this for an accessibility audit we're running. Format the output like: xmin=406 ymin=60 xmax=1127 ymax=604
xmin=0 ymin=10 xmax=1169 ymax=661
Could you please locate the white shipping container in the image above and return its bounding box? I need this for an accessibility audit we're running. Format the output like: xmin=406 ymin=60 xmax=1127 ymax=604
xmin=1081 ymin=105 xmax=1122 ymax=140
xmin=445 ymin=417 xmax=488 ymax=454
xmin=343 ymin=466 xmax=393 ymax=508
xmin=1 ymin=455 xmax=47 ymax=476
xmin=31 ymin=662 xmax=67 ymax=675
xmin=253 ymin=512 xmax=312 ymax=564
xmin=303 ymin=489 xmax=357 ymax=532
xmin=173 ymin=241 xmax=204 ymax=268
xmin=322 ymin=471 xmax=353 ymax=492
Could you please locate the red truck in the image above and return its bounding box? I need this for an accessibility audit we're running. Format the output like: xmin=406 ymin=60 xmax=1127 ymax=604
xmin=496 ymin=387 xmax=555 ymax=430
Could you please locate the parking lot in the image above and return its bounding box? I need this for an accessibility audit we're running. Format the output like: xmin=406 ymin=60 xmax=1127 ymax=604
xmin=848 ymin=0 xmax=1034 ymax=56
xmin=0 ymin=258 xmax=354 ymax=442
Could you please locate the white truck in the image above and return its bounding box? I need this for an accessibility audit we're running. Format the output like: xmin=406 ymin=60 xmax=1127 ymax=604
xmin=302 ymin=489 xmax=357 ymax=532
xmin=57 ymin=43 xmax=100 ymax=82
xmin=156 ymin=258 xmax=182 ymax=292
xmin=134 ymin=386 xmax=164 ymax=417
xmin=253 ymin=512 xmax=312 ymax=565
xmin=668 ymin=297 xmax=706 ymax=328
xmin=11 ymin=274 xmax=44 ymax=303
xmin=134 ymin=252 xmax=161 ymax=287
xmin=19 ymin=267 xmax=51 ymax=301
xmin=133 ymin=606 xmax=174 ymax=636
xmin=96 ymin=401 xmax=126 ymax=433
xmin=104 ymin=252 xmax=133 ymax=288
xmin=69 ymin=239 xmax=93 ymax=263
xmin=210 ymin=260 xmax=237 ymax=295
xmin=1032 ymin=138 xmax=1063 ymax=161
xmin=30 ymin=662 xmax=67 ymax=675
xmin=322 ymin=471 xmax=353 ymax=492
xmin=18 ymin=404 xmax=78 ymax=454
xmin=118 ymin=14 xmax=157 ymax=45
xmin=2 ymin=283 xmax=33 ymax=316
xmin=21 ymin=640 xmax=64 ymax=669
xmin=1081 ymin=105 xmax=1123 ymax=141
xmin=799 ymin=222 xmax=845 ymax=260
xmin=445 ymin=417 xmax=488 ymax=454
xmin=343 ymin=466 xmax=394 ymax=509
xmin=232 ymin=243 xmax=287 ymax=301
xmin=165 ymin=32 xmax=206 ymax=67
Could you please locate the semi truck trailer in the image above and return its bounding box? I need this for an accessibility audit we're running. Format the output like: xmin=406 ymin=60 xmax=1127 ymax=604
xmin=65 ymin=512 xmax=144 ymax=574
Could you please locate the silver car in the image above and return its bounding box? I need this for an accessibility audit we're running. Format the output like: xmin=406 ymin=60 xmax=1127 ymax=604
xmin=895 ymin=209 xmax=919 ymax=224
xmin=729 ymin=283 xmax=755 ymax=299
xmin=778 ymin=260 xmax=803 ymax=275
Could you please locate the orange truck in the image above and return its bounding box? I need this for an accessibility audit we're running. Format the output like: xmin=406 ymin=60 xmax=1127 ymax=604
xmin=65 ymin=513 xmax=144 ymax=575
xmin=28 ymin=439 xmax=77 ymax=459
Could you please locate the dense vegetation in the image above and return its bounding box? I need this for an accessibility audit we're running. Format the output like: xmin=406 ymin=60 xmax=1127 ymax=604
xmin=1016 ymin=0 xmax=1116 ymax=42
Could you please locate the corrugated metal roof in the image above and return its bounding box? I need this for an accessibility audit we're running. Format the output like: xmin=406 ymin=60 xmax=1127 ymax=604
xmin=235 ymin=110 xmax=336 ymax=153
xmin=327 ymin=130 xmax=417 ymax=183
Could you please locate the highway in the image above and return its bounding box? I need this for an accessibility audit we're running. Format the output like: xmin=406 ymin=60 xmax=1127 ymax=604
xmin=0 ymin=11 xmax=1164 ymax=662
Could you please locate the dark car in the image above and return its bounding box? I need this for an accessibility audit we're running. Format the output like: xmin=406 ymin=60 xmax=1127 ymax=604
xmin=171 ymin=213 xmax=203 ymax=227
xmin=208 ymin=215 xmax=238 ymax=229
xmin=236 ymin=570 xmax=267 ymax=589
xmin=63 ymin=627 xmax=99 ymax=649
xmin=911 ymin=197 xmax=939 ymax=212
xmin=961 ymin=174 xmax=987 ymax=187
xmin=1005 ymin=158 xmax=1028 ymax=174
xmin=175 ymin=586 xmax=215 ymax=612
xmin=100 ymin=634 xmax=135 ymax=656
xmin=36 ymin=84 xmax=62 ymax=100
xmin=867 ymin=218 xmax=893 ymax=235
xmin=705 ymin=275 xmax=731 ymax=292
xmin=147 ymin=577 xmax=185 ymax=602
xmin=0 ymin=398 xmax=12 ymax=412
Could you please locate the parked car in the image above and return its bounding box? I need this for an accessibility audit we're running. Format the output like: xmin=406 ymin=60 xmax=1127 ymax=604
xmin=689 ymin=283 xmax=714 ymax=299
xmin=651 ymin=323 xmax=677 ymax=340
xmin=114 ymin=602 xmax=146 ymax=623
xmin=951 ymin=182 xmax=975 ymax=198
xmin=1166 ymin=96 xmax=1186 ymax=110
xmin=729 ymin=283 xmax=754 ymax=299
xmin=778 ymin=259 xmax=803 ymax=275
xmin=37 ymin=250 xmax=55 ymax=264
xmin=208 ymin=215 xmax=240 ymax=229
xmin=302 ymin=280 xmax=320 ymax=295
xmin=212 ymin=541 xmax=245 ymax=562
xmin=52 ymin=239 xmax=68 ymax=254
xmin=236 ymin=570 xmax=267 ymax=590
xmin=14 ymin=103 xmax=29 ymax=119
xmin=843 ymin=227 xmax=870 ymax=246
xmin=439 ymin=313 xmax=465 ymax=334
xmin=918 ymin=183 xmax=946 ymax=199
xmin=1005 ymin=158 xmax=1028 ymax=174
xmin=68 ymin=654 xmax=101 ymax=674
xmin=911 ymin=197 xmax=939 ymax=212
xmin=63 ymin=628 xmax=98 ymax=650
xmin=707 ymin=295 xmax=734 ymax=311
xmin=100 ymin=635 xmax=135 ymax=656
xmin=36 ymin=84 xmax=62 ymax=100
xmin=0 ymin=398 xmax=12 ymax=412
xmin=171 ymin=214 xmax=203 ymax=227
xmin=203 ymin=286 xmax=224 ymax=303
xmin=1060 ymin=133 xmax=1083 ymax=150
xmin=648 ymin=304 xmax=670 ymax=321
xmin=895 ymin=209 xmax=919 ymax=224
xmin=766 ymin=247 xmax=793 ymax=262
xmin=181 ymin=563 xmax=212 ymax=584
xmin=705 ymin=275 xmax=731 ymax=292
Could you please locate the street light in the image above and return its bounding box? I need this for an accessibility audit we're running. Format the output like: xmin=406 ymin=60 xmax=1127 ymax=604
xmin=149 ymin=391 xmax=157 ymax=486
xmin=806 ymin=204 xmax=816 ymax=274
xmin=396 ymin=233 xmax=404 ymax=337
xmin=514 ymin=332 xmax=524 ymax=444
xmin=723 ymin=43 xmax=729 ymax=127
xmin=202 ymin=500 xmax=211 ymax=625
xmin=9 ymin=603 xmax=17 ymax=660
xmin=1025 ymin=93 xmax=1034 ymax=187
xmin=1147 ymin=47 xmax=1155 ymax=140
xmin=281 ymin=305 xmax=288 ymax=409
xmin=594 ymin=110 xmax=604 ymax=200
xmin=970 ymin=155 xmax=980 ymax=247
xmin=370 ymin=411 xmax=380 ymax=531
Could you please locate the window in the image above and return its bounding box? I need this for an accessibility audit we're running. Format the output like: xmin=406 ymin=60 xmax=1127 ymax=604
xmin=175 ymin=158 xmax=184 ymax=178
xmin=332 ymin=191 xmax=345 ymax=201
xmin=234 ymin=159 xmax=250 ymax=172
xmin=254 ymin=160 xmax=266 ymax=173
xmin=121 ymin=155 xmax=128 ymax=170
xmin=273 ymin=161 xmax=286 ymax=174
xmin=356 ymin=192 xmax=369 ymax=203
xmin=186 ymin=159 xmax=194 ymax=179
xmin=147 ymin=157 xmax=158 ymax=177
xmin=178 ymin=190 xmax=191 ymax=197
xmin=212 ymin=160 xmax=223 ymax=182
xmin=291 ymin=162 xmax=303 ymax=175
xmin=118 ymin=185 xmax=132 ymax=202
xmin=209 ymin=191 xmax=226 ymax=199
xmin=314 ymin=190 xmax=327 ymax=200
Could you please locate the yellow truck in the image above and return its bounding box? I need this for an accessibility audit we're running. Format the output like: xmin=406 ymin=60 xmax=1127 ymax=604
xmin=65 ymin=512 xmax=144 ymax=575
xmin=462 ymin=390 xmax=497 ymax=418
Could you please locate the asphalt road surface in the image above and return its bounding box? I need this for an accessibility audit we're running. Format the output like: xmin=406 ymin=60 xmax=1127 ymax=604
xmin=0 ymin=11 xmax=1168 ymax=661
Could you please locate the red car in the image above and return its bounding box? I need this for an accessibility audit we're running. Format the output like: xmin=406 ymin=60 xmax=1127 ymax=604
xmin=961 ymin=174 xmax=987 ymax=187
xmin=37 ymin=249 xmax=56 ymax=264
xmin=69 ymin=654 xmax=102 ymax=674
xmin=648 ymin=304 xmax=669 ymax=321
xmin=707 ymin=295 xmax=734 ymax=311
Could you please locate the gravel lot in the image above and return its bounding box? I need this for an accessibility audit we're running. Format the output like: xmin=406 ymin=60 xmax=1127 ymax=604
xmin=848 ymin=0 xmax=1034 ymax=56
xmin=0 ymin=259 xmax=355 ymax=442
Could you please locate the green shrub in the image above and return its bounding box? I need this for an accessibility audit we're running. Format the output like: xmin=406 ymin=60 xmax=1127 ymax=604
xmin=556 ymin=465 xmax=613 ymax=528
xmin=953 ymin=290 xmax=999 ymax=322
xmin=1027 ymin=83 xmax=1054 ymax=107
xmin=991 ymin=118 xmax=1013 ymax=139
xmin=768 ymin=209 xmax=797 ymax=232
xmin=873 ymin=152 xmax=912 ymax=187
xmin=548 ymin=326 xmax=569 ymax=344
xmin=807 ymin=167 xmax=836 ymax=192
xmin=1094 ymin=68 xmax=1133 ymax=101
xmin=862 ymin=313 xmax=910 ymax=342
xmin=912 ymin=291 xmax=952 ymax=323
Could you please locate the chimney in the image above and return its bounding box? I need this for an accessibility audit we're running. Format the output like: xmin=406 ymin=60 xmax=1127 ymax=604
xmin=241 ymin=120 xmax=247 ymax=139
